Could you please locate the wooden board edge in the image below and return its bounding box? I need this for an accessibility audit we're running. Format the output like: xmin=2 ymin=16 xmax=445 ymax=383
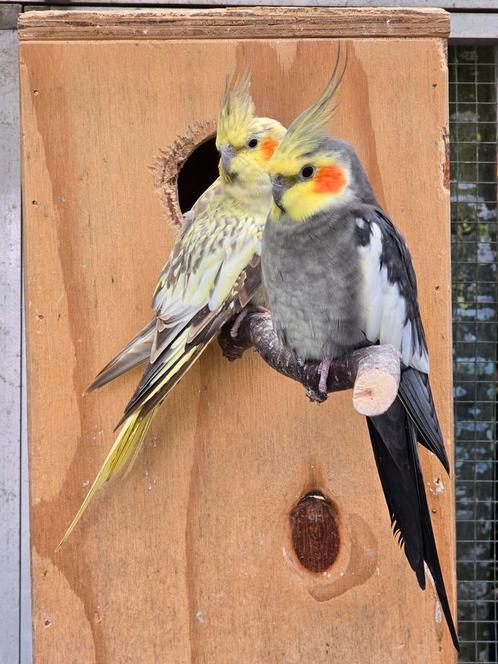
xmin=18 ymin=7 xmax=450 ymax=42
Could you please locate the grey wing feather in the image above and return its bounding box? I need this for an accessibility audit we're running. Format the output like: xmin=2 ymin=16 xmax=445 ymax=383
xmin=87 ymin=318 xmax=156 ymax=392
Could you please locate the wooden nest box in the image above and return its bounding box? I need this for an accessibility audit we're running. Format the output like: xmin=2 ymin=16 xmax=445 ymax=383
xmin=19 ymin=7 xmax=455 ymax=663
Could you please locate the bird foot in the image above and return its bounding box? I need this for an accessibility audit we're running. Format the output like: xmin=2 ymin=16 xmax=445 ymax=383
xmin=219 ymin=306 xmax=269 ymax=361
xmin=303 ymin=358 xmax=331 ymax=403
xmin=305 ymin=386 xmax=328 ymax=404
xmin=230 ymin=305 xmax=269 ymax=339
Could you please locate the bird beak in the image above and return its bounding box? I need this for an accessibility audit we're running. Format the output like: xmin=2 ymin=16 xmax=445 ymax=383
xmin=219 ymin=144 xmax=236 ymax=176
xmin=271 ymin=176 xmax=285 ymax=211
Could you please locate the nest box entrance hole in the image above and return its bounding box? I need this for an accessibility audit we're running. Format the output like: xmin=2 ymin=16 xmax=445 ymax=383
xmin=177 ymin=136 xmax=219 ymax=213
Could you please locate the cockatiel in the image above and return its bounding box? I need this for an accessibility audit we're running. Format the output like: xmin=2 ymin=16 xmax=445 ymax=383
xmin=58 ymin=74 xmax=286 ymax=548
xmin=261 ymin=63 xmax=459 ymax=649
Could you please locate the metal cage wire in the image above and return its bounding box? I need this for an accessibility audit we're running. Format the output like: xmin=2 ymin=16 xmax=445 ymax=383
xmin=449 ymin=44 xmax=497 ymax=664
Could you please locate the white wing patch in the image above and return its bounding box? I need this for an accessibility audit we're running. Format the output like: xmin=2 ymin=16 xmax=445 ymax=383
xmin=357 ymin=220 xmax=429 ymax=373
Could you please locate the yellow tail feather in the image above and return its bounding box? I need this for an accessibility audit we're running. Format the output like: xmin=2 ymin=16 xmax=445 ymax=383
xmin=56 ymin=408 xmax=155 ymax=550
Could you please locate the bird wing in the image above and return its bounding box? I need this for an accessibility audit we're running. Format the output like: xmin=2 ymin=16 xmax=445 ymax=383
xmin=115 ymin=184 xmax=264 ymax=425
xmin=87 ymin=319 xmax=156 ymax=392
xmin=149 ymin=180 xmax=262 ymax=361
xmin=354 ymin=208 xmax=457 ymax=645
xmin=87 ymin=209 xmax=202 ymax=392
xmin=397 ymin=367 xmax=449 ymax=473
xmin=356 ymin=207 xmax=449 ymax=471
xmin=356 ymin=207 xmax=429 ymax=374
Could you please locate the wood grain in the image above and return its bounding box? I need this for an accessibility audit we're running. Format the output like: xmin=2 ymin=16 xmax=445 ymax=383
xmin=20 ymin=30 xmax=455 ymax=664
xmin=18 ymin=7 xmax=450 ymax=41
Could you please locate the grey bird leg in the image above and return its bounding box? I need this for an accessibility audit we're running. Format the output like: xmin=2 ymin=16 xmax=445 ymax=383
xmin=318 ymin=358 xmax=331 ymax=395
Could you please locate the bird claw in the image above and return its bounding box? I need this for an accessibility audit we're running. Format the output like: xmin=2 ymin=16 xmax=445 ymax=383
xmin=230 ymin=305 xmax=269 ymax=339
xmin=305 ymin=385 xmax=328 ymax=404
xmin=230 ymin=309 xmax=250 ymax=339
xmin=302 ymin=357 xmax=331 ymax=403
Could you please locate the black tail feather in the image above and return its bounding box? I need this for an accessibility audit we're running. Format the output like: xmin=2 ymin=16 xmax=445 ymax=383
xmin=406 ymin=417 xmax=460 ymax=650
xmin=366 ymin=412 xmax=425 ymax=587
xmin=367 ymin=401 xmax=459 ymax=650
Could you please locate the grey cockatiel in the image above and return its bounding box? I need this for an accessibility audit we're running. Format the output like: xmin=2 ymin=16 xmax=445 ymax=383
xmin=261 ymin=65 xmax=459 ymax=649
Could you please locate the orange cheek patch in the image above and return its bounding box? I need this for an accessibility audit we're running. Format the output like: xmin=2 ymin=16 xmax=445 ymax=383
xmin=313 ymin=165 xmax=347 ymax=194
xmin=260 ymin=137 xmax=278 ymax=161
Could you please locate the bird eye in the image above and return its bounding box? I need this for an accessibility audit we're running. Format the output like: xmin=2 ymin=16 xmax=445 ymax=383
xmin=300 ymin=165 xmax=315 ymax=180
xmin=247 ymin=138 xmax=258 ymax=149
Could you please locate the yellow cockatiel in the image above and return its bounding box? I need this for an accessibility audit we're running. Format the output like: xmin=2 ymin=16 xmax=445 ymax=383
xmin=58 ymin=74 xmax=286 ymax=548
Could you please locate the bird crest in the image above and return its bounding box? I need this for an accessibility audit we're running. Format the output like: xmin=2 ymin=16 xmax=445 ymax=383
xmin=216 ymin=70 xmax=255 ymax=149
xmin=270 ymin=46 xmax=347 ymax=173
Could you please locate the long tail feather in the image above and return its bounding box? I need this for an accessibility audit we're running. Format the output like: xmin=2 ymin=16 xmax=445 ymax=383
xmin=119 ymin=336 xmax=208 ymax=425
xmin=59 ymin=335 xmax=209 ymax=548
xmin=406 ymin=418 xmax=459 ymax=649
xmin=56 ymin=408 xmax=156 ymax=550
xmin=86 ymin=319 xmax=156 ymax=392
xmin=366 ymin=410 xmax=425 ymax=585
xmin=125 ymin=344 xmax=205 ymax=421
xmin=366 ymin=401 xmax=459 ymax=650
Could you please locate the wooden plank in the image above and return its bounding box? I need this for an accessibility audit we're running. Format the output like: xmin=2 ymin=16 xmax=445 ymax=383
xmin=18 ymin=7 xmax=450 ymax=41
xmin=19 ymin=34 xmax=456 ymax=664
xmin=0 ymin=27 xmax=22 ymax=664
xmin=13 ymin=0 xmax=498 ymax=9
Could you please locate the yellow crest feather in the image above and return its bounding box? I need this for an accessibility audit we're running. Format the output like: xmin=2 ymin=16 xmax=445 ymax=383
xmin=216 ymin=70 xmax=255 ymax=148
xmin=270 ymin=46 xmax=347 ymax=169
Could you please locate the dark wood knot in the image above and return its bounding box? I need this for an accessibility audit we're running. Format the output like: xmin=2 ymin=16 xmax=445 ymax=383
xmin=289 ymin=491 xmax=340 ymax=573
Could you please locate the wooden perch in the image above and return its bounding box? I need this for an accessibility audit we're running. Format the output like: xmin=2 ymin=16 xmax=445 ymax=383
xmin=218 ymin=310 xmax=401 ymax=417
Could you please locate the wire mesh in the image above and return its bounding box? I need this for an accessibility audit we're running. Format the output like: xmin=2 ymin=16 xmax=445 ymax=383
xmin=449 ymin=44 xmax=497 ymax=664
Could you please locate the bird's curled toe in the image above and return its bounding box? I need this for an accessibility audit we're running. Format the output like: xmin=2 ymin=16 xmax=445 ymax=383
xmin=305 ymin=385 xmax=328 ymax=404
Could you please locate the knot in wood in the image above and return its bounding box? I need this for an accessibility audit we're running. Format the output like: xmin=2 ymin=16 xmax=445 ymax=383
xmin=290 ymin=491 xmax=340 ymax=573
